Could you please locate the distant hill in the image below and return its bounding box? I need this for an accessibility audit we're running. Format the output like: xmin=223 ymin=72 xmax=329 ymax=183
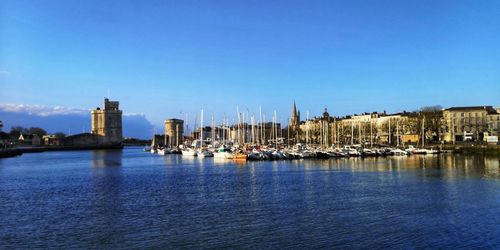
xmin=0 ymin=104 xmax=153 ymax=139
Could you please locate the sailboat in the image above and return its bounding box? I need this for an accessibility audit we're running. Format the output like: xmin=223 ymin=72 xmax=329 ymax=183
xmin=196 ymin=109 xmax=213 ymax=158
xmin=412 ymin=117 xmax=438 ymax=154
xmin=181 ymin=147 xmax=197 ymax=156
xmin=158 ymin=132 xmax=171 ymax=155
xmin=181 ymin=115 xmax=196 ymax=156
xmin=213 ymin=146 xmax=234 ymax=159
xmin=150 ymin=128 xmax=158 ymax=154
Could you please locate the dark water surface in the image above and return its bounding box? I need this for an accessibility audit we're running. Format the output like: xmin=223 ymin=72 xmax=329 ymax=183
xmin=0 ymin=147 xmax=499 ymax=249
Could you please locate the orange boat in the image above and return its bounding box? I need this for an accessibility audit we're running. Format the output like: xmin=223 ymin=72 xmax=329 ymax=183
xmin=233 ymin=153 xmax=247 ymax=161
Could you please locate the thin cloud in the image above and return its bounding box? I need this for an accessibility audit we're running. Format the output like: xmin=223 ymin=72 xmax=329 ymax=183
xmin=0 ymin=104 xmax=88 ymax=116
xmin=0 ymin=70 xmax=10 ymax=75
xmin=0 ymin=103 xmax=143 ymax=117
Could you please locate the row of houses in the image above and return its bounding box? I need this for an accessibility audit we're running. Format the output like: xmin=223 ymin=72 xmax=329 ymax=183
xmin=299 ymin=105 xmax=500 ymax=145
xmin=158 ymin=104 xmax=500 ymax=147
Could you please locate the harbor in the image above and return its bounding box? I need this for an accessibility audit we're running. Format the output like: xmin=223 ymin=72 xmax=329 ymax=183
xmin=1 ymin=1 xmax=500 ymax=248
xmin=146 ymin=102 xmax=500 ymax=161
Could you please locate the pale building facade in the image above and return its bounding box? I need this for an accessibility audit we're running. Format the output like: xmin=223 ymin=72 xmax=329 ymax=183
xmin=487 ymin=113 xmax=500 ymax=137
xmin=442 ymin=106 xmax=497 ymax=142
xmin=300 ymin=111 xmax=418 ymax=146
xmin=91 ymin=98 xmax=123 ymax=145
xmin=337 ymin=113 xmax=414 ymax=145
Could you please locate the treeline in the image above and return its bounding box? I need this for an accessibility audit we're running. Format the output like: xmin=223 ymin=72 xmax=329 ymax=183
xmin=6 ymin=126 xmax=66 ymax=139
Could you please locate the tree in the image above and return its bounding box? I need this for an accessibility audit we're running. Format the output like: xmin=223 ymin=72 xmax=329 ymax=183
xmin=29 ymin=127 xmax=47 ymax=137
xmin=54 ymin=132 xmax=66 ymax=139
xmin=418 ymin=106 xmax=445 ymax=143
xmin=9 ymin=126 xmax=29 ymax=137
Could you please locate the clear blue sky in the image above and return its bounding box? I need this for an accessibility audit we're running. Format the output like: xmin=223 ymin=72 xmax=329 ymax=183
xmin=1 ymin=0 xmax=499 ymax=126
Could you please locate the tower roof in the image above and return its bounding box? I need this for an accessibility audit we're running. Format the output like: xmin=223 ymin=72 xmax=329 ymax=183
xmin=291 ymin=100 xmax=297 ymax=118
xmin=323 ymin=108 xmax=329 ymax=117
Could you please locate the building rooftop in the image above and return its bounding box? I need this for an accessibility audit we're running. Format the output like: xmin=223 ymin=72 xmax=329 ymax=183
xmin=444 ymin=106 xmax=497 ymax=114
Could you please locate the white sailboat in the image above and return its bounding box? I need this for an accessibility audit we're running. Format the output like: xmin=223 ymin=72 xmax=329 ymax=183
xmin=150 ymin=128 xmax=157 ymax=154
xmin=181 ymin=147 xmax=197 ymax=156
xmin=181 ymin=115 xmax=196 ymax=156
xmin=197 ymin=109 xmax=213 ymax=158
xmin=213 ymin=147 xmax=234 ymax=159
xmin=158 ymin=132 xmax=171 ymax=155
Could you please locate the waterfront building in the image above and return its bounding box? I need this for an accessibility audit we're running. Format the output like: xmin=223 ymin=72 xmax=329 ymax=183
xmin=487 ymin=113 xmax=500 ymax=137
xmin=164 ymin=119 xmax=184 ymax=147
xmin=91 ymin=98 xmax=123 ymax=145
xmin=42 ymin=135 xmax=63 ymax=146
xmin=299 ymin=108 xmax=337 ymax=146
xmin=18 ymin=133 xmax=41 ymax=146
xmin=301 ymin=111 xmax=419 ymax=147
xmin=442 ymin=106 xmax=497 ymax=142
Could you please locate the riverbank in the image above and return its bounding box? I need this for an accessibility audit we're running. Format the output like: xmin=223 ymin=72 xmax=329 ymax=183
xmin=0 ymin=148 xmax=23 ymax=158
xmin=1 ymin=145 xmax=124 ymax=159
xmin=16 ymin=145 xmax=124 ymax=153
xmin=441 ymin=144 xmax=500 ymax=156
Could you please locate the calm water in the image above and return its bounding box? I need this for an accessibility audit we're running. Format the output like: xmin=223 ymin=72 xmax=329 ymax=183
xmin=0 ymin=147 xmax=499 ymax=249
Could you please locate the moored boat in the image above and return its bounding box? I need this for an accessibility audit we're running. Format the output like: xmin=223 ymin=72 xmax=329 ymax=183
xmin=197 ymin=149 xmax=214 ymax=158
xmin=213 ymin=147 xmax=234 ymax=159
xmin=181 ymin=148 xmax=197 ymax=156
xmin=233 ymin=153 xmax=247 ymax=161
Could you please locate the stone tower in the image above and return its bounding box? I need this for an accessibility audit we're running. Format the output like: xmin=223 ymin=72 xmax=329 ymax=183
xmin=290 ymin=100 xmax=301 ymax=143
xmin=91 ymin=98 xmax=123 ymax=145
xmin=164 ymin=119 xmax=184 ymax=147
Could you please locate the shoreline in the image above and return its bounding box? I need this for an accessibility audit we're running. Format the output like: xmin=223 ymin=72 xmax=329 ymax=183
xmin=2 ymin=144 xmax=499 ymax=159
xmin=0 ymin=145 xmax=124 ymax=158
xmin=18 ymin=145 xmax=124 ymax=153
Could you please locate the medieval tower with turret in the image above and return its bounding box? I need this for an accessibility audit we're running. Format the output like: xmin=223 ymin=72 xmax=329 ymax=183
xmin=91 ymin=98 xmax=123 ymax=145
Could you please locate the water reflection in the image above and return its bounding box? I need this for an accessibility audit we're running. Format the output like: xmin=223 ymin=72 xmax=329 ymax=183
xmin=163 ymin=154 xmax=183 ymax=165
xmin=157 ymin=154 xmax=500 ymax=180
xmin=89 ymin=150 xmax=124 ymax=245
xmin=91 ymin=149 xmax=122 ymax=167
xmin=1 ymin=148 xmax=498 ymax=248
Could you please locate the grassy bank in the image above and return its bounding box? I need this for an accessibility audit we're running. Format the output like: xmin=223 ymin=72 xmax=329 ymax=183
xmin=441 ymin=144 xmax=500 ymax=156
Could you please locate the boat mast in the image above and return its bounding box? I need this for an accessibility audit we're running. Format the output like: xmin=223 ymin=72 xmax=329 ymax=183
xmin=388 ymin=117 xmax=391 ymax=145
xmin=200 ymin=109 xmax=203 ymax=149
xmin=185 ymin=113 xmax=189 ymax=144
xmin=279 ymin=118 xmax=283 ymax=143
xmin=287 ymin=117 xmax=290 ymax=147
xmin=306 ymin=111 xmax=309 ymax=148
xmin=259 ymin=106 xmax=262 ymax=145
xmin=263 ymin=114 xmax=266 ymax=145
xmin=211 ymin=113 xmax=215 ymax=146
xmin=269 ymin=114 xmax=275 ymax=146
xmin=236 ymin=106 xmax=240 ymax=145
xmin=251 ymin=115 xmax=255 ymax=144
xmin=421 ymin=116 xmax=425 ymax=148
xmin=370 ymin=119 xmax=373 ymax=147
xmin=396 ymin=118 xmax=400 ymax=147
xmin=351 ymin=120 xmax=354 ymax=145
xmin=274 ymin=110 xmax=278 ymax=149
xmin=452 ymin=116 xmax=455 ymax=144
xmin=151 ymin=127 xmax=156 ymax=147
xmin=358 ymin=121 xmax=361 ymax=146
